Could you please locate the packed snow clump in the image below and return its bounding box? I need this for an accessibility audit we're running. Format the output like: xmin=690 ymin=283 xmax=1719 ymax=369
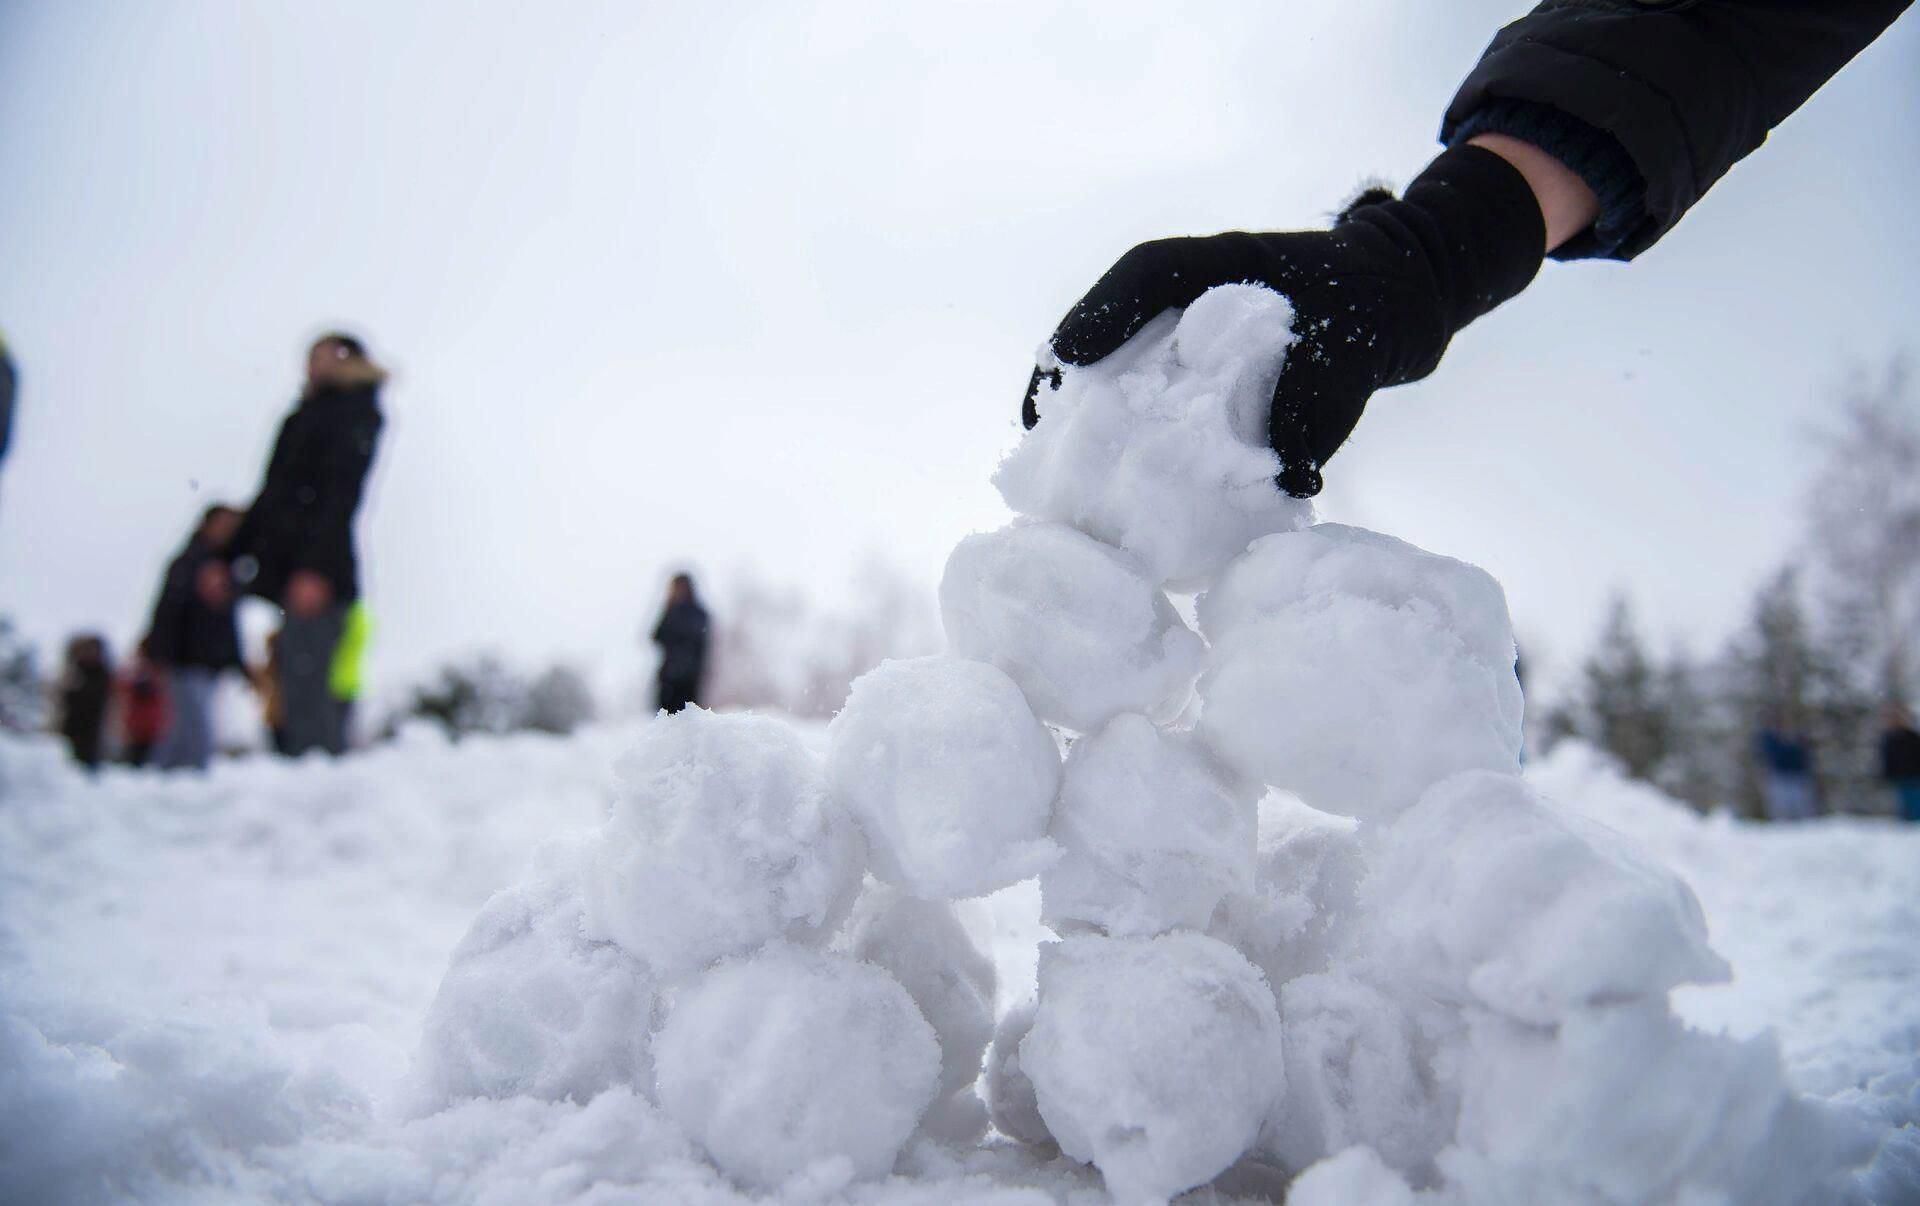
xmin=982 ymin=998 xmax=1054 ymax=1149
xmin=1041 ymin=713 xmax=1256 ymax=937
xmin=1208 ymin=791 xmax=1364 ymax=989
xmin=410 ymin=836 xmax=655 ymax=1110
xmin=997 ymin=283 xmax=1310 ymax=586
xmin=1268 ymin=972 xmax=1461 ymax=1182
xmin=1022 ymin=932 xmax=1283 ymax=1204
xmin=1196 ymin=525 xmax=1523 ymax=821
xmin=827 ymin=657 xmax=1061 ymax=899
xmin=940 ymin=521 xmax=1203 ymax=733
xmin=585 ymin=708 xmax=864 ymax=975
xmin=1367 ymin=770 xmax=1730 ymax=1024
xmin=833 ymin=883 xmax=997 ymax=1104
xmin=652 ymin=942 xmax=941 ymax=1190
xmin=1444 ymin=1003 xmax=1875 ymax=1204
xmin=1284 ymin=1145 xmax=1417 ymax=1206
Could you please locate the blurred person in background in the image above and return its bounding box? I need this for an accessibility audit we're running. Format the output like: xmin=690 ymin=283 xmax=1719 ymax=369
xmin=1879 ymin=703 xmax=1920 ymax=822
xmin=117 ymin=641 xmax=170 ymax=767
xmin=228 ymin=333 xmax=386 ymax=756
xmin=55 ymin=634 xmax=112 ymax=770
xmin=651 ymin=573 xmax=710 ymax=715
xmin=1756 ymin=711 xmax=1819 ymax=822
xmin=328 ymin=602 xmax=372 ymax=747
xmin=1021 ymin=3 xmax=1912 ymax=498
xmin=144 ymin=504 xmax=246 ymax=770
xmin=0 ymin=329 xmax=16 ymax=482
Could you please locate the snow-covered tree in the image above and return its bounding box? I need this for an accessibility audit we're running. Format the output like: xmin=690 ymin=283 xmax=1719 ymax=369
xmin=523 ymin=665 xmax=597 ymax=735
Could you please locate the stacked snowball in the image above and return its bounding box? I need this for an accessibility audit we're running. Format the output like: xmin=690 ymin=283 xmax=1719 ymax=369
xmin=410 ymin=283 xmax=1874 ymax=1204
xmin=409 ymin=709 xmax=988 ymax=1191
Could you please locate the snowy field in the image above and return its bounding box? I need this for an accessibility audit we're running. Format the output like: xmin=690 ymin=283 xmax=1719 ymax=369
xmin=6 ymin=288 xmax=1918 ymax=1204
xmin=1 ymin=726 xmax=1915 ymax=1205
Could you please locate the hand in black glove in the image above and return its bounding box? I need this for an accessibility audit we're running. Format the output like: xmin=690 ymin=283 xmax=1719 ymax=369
xmin=1023 ymin=144 xmax=1547 ymax=497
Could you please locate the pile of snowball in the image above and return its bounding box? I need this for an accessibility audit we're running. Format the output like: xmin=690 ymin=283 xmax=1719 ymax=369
xmin=409 ymin=286 xmax=1878 ymax=1204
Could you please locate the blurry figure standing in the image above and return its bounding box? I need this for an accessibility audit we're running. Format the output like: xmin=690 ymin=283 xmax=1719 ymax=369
xmin=146 ymin=505 xmax=245 ymax=770
xmin=651 ymin=573 xmax=709 ymax=715
xmin=1879 ymin=703 xmax=1920 ymax=823
xmin=228 ymin=333 xmax=385 ymax=756
xmin=56 ymin=635 xmax=112 ymax=770
xmin=117 ymin=642 xmax=170 ymax=767
xmin=1756 ymin=715 xmax=1818 ymax=822
xmin=0 ymin=330 xmax=16 ymax=479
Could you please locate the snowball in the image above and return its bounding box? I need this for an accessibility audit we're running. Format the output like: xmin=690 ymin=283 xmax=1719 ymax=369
xmin=940 ymin=522 xmax=1204 ymax=734
xmin=1447 ymin=1004 xmax=1875 ymax=1205
xmin=1023 ymin=932 xmax=1284 ymax=1204
xmin=982 ymin=999 xmax=1053 ymax=1149
xmin=1368 ymin=771 xmax=1730 ymax=1025
xmin=1040 ymin=714 xmax=1256 ymax=937
xmin=834 ymin=882 xmax=997 ymax=1099
xmin=1208 ymin=792 xmax=1364 ymax=989
xmin=1196 ymin=525 xmax=1523 ymax=821
xmin=1285 ymin=1146 xmax=1417 ymax=1206
xmin=1268 ymin=974 xmax=1459 ymax=1184
xmin=412 ymin=844 xmax=655 ymax=1109
xmin=1198 ymin=525 xmax=1520 ymax=687
xmin=585 ymin=709 xmax=864 ymax=975
xmin=997 ymin=284 xmax=1310 ymax=586
xmin=653 ymin=943 xmax=940 ymax=1190
xmin=826 ymin=658 xmax=1060 ymax=900
xmin=1199 ymin=601 xmax=1520 ymax=821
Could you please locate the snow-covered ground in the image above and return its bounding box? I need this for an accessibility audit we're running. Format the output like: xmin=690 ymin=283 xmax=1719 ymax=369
xmin=1 ymin=726 xmax=1914 ymax=1205
xmin=5 ymin=288 xmax=1916 ymax=1203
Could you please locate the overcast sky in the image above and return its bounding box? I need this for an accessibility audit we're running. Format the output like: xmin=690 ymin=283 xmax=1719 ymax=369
xmin=2 ymin=0 xmax=1915 ymax=704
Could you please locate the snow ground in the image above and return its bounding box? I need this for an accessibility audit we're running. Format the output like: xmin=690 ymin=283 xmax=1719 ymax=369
xmin=1 ymin=725 xmax=1915 ymax=1204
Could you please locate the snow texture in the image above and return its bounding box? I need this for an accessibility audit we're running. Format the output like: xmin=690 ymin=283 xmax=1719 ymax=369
xmin=834 ymin=882 xmax=998 ymax=1101
xmin=1367 ymin=770 xmax=1731 ymax=1025
xmin=1268 ymin=972 xmax=1460 ymax=1183
xmin=1196 ymin=524 xmax=1524 ymax=821
xmin=940 ymin=521 xmax=1203 ymax=734
xmin=653 ymin=942 xmax=941 ymax=1190
xmin=981 ymin=999 xmax=1053 ymax=1150
xmin=409 ymin=834 xmax=655 ymax=1110
xmin=1208 ymin=791 xmax=1364 ymax=990
xmin=1022 ymin=932 xmax=1284 ymax=1204
xmin=1040 ymin=713 xmax=1256 ymax=937
xmin=996 ymin=283 xmax=1310 ymax=587
xmin=1283 ymin=1146 xmax=1416 ymax=1206
xmin=827 ymin=657 xmax=1061 ymax=900
xmin=585 ymin=707 xmax=864 ymax=975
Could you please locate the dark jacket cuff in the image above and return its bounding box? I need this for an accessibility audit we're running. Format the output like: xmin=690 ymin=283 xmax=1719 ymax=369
xmin=1448 ymin=99 xmax=1645 ymax=262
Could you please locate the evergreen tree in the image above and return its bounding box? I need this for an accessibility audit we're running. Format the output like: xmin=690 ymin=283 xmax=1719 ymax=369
xmin=1571 ymin=595 xmax=1679 ymax=785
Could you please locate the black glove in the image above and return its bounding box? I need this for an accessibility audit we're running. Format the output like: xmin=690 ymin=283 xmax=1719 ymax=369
xmin=1023 ymin=144 xmax=1547 ymax=497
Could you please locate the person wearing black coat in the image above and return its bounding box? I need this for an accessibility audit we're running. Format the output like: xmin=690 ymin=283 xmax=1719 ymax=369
xmin=228 ymin=333 xmax=386 ymax=756
xmin=652 ymin=573 xmax=711 ymax=715
xmin=1021 ymin=1 xmax=1912 ymax=496
xmin=0 ymin=331 xmax=17 ymax=476
xmin=1880 ymin=703 xmax=1920 ymax=822
xmin=56 ymin=634 xmax=112 ymax=771
xmin=145 ymin=504 xmax=245 ymax=770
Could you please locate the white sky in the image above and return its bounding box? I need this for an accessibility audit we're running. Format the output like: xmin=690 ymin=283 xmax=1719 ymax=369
xmin=2 ymin=1 xmax=1915 ymax=702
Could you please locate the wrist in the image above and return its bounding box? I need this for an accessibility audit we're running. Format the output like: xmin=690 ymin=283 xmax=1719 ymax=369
xmin=1466 ymin=133 xmax=1600 ymax=252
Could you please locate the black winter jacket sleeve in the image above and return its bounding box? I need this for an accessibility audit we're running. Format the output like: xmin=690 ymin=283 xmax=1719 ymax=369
xmin=1443 ymin=0 xmax=1911 ymax=260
